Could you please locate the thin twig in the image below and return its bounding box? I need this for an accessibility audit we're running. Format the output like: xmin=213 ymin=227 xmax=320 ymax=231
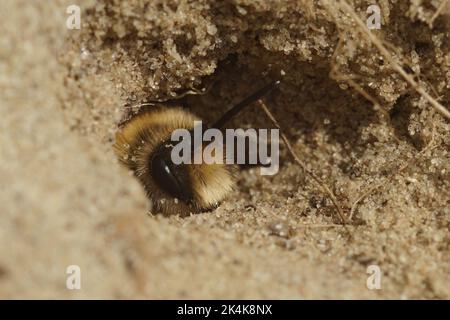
xmin=429 ymin=0 xmax=449 ymax=28
xmin=257 ymin=100 xmax=349 ymax=228
xmin=335 ymin=0 xmax=450 ymax=120
xmin=349 ymin=125 xmax=437 ymax=220
xmin=330 ymin=37 xmax=383 ymax=111
xmin=296 ymin=223 xmax=344 ymax=228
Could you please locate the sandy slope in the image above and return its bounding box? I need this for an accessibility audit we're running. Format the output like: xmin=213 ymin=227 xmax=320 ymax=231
xmin=0 ymin=0 xmax=448 ymax=299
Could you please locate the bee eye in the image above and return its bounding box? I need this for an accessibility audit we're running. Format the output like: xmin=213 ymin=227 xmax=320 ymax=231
xmin=150 ymin=149 xmax=192 ymax=203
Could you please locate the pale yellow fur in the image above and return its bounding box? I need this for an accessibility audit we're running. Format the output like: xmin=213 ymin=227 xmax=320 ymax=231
xmin=114 ymin=107 xmax=235 ymax=215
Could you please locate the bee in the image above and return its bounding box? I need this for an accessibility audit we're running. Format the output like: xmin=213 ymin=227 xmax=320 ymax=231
xmin=114 ymin=80 xmax=280 ymax=216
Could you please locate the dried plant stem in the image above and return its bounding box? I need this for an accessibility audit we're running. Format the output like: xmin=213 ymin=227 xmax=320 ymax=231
xmin=349 ymin=126 xmax=437 ymax=220
xmin=429 ymin=0 xmax=449 ymax=28
xmin=257 ymin=100 xmax=348 ymax=226
xmin=334 ymin=0 xmax=450 ymax=120
xmin=330 ymin=37 xmax=384 ymax=114
xmin=297 ymin=223 xmax=343 ymax=228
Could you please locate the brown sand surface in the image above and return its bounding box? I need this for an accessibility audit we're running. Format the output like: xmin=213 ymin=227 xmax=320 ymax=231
xmin=0 ymin=0 xmax=449 ymax=299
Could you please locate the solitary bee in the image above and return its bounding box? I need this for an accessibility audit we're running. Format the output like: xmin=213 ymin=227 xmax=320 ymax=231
xmin=114 ymin=80 xmax=280 ymax=216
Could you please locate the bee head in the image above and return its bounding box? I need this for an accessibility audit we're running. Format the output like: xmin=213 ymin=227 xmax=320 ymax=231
xmin=150 ymin=143 xmax=193 ymax=204
xmin=114 ymin=80 xmax=280 ymax=216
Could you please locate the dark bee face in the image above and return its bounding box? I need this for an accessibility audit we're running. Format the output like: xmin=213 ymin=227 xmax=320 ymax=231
xmin=150 ymin=143 xmax=193 ymax=203
xmin=114 ymin=107 xmax=236 ymax=216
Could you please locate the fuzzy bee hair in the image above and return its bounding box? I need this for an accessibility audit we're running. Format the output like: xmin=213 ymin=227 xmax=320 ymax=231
xmin=114 ymin=107 xmax=236 ymax=216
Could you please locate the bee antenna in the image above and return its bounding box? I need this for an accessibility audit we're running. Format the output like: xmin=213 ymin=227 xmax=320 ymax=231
xmin=212 ymin=80 xmax=281 ymax=129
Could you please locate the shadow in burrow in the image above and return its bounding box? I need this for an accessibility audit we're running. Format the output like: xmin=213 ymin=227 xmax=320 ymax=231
xmin=180 ymin=52 xmax=382 ymax=177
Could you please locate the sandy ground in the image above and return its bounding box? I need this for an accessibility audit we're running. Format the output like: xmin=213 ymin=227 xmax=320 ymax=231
xmin=0 ymin=0 xmax=449 ymax=299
